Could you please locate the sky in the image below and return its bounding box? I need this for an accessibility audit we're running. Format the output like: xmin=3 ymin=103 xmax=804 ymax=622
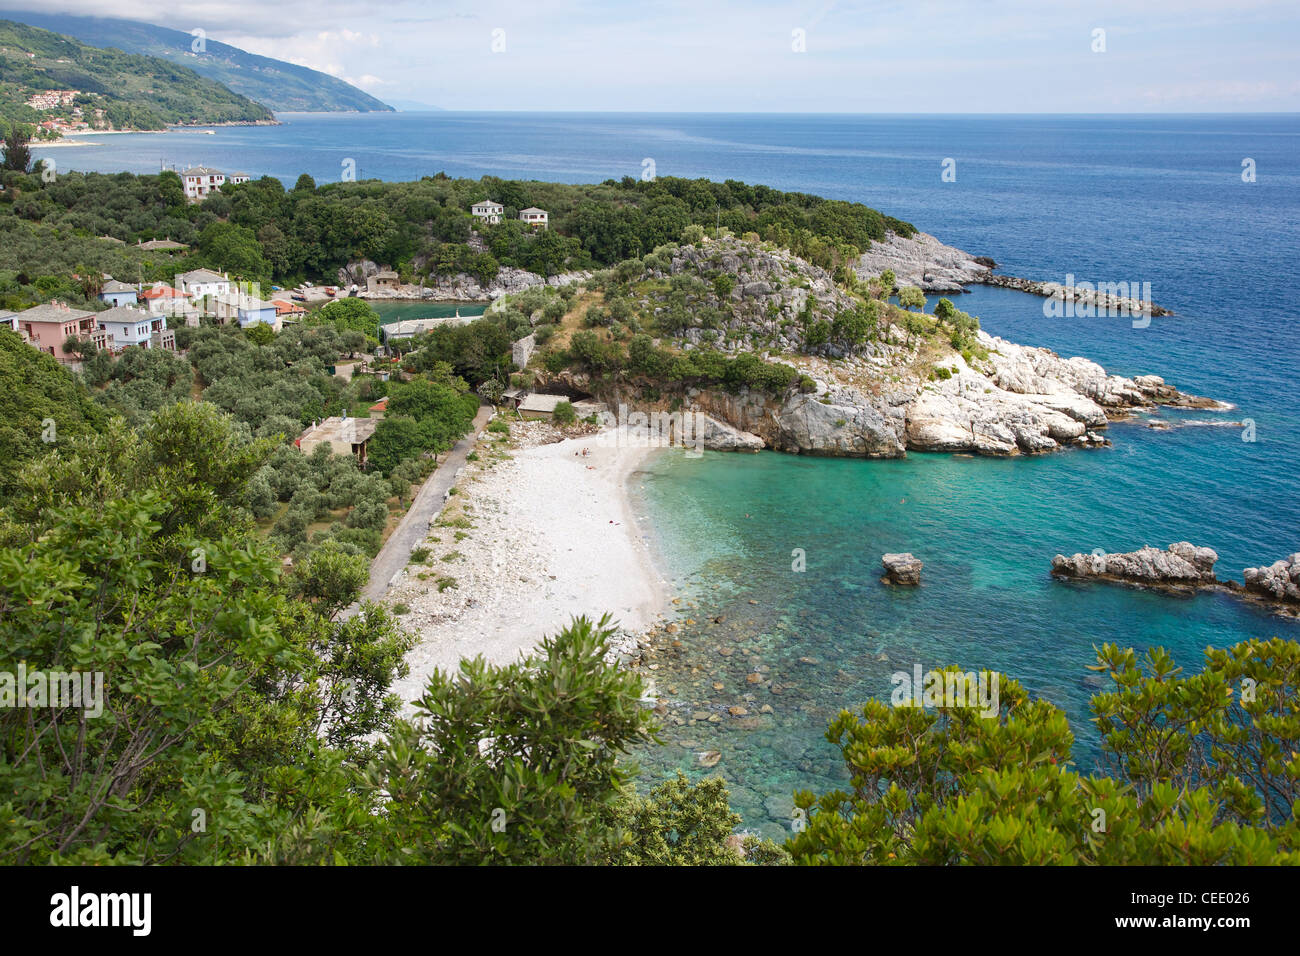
xmin=3 ymin=0 xmax=1299 ymax=112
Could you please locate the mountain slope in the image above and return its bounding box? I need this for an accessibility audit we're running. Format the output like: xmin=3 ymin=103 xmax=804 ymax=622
xmin=0 ymin=19 xmax=274 ymax=130
xmin=6 ymin=12 xmax=395 ymax=113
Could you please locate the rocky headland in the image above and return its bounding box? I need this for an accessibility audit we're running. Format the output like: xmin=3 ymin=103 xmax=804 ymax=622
xmin=537 ymin=235 xmax=1225 ymax=459
xmin=853 ymin=230 xmax=993 ymax=293
xmin=854 ymin=230 xmax=1172 ymax=315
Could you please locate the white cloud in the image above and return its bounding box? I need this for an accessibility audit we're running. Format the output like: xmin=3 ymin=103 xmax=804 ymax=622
xmin=1 ymin=0 xmax=1296 ymax=110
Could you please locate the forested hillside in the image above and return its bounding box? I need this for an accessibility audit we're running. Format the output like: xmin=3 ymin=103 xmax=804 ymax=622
xmin=0 ymin=19 xmax=274 ymax=131
xmin=5 ymin=11 xmax=394 ymax=113
xmin=0 ymin=165 xmax=916 ymax=292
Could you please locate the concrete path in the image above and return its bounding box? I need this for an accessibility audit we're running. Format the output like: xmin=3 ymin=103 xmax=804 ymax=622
xmin=342 ymin=404 xmax=493 ymax=617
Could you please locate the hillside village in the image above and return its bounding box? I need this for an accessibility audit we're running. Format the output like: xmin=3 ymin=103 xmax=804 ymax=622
xmin=3 ymin=267 xmax=304 ymax=366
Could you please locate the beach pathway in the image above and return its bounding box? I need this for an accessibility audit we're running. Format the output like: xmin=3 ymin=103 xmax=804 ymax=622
xmin=341 ymin=404 xmax=494 ymax=617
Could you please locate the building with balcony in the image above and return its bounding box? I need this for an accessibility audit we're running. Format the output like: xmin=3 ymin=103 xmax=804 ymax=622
xmin=519 ymin=207 xmax=549 ymax=229
xmin=95 ymin=306 xmax=175 ymax=353
xmin=471 ymin=200 xmax=504 ymax=224
xmin=12 ymin=302 xmax=100 ymax=365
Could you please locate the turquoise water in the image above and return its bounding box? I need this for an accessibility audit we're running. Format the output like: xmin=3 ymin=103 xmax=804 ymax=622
xmin=633 ymin=432 xmax=1298 ymax=839
xmin=37 ymin=112 xmax=1300 ymax=834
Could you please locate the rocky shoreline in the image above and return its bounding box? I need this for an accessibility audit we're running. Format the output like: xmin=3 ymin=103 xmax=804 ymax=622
xmin=855 ymin=230 xmax=1172 ymax=315
xmin=979 ymin=274 xmax=1172 ymax=317
xmin=1051 ymin=543 xmax=1300 ymax=616
xmin=558 ymin=327 xmax=1226 ymax=459
xmin=535 ymin=233 xmax=1226 ymax=460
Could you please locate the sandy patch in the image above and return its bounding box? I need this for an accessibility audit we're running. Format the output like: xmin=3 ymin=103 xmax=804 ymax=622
xmin=388 ymin=421 xmax=669 ymax=705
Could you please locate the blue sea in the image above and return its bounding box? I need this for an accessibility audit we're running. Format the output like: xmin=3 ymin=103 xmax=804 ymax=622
xmin=38 ymin=113 xmax=1300 ymax=836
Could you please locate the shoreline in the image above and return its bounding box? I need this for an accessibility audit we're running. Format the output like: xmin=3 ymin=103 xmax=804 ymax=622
xmin=386 ymin=422 xmax=671 ymax=706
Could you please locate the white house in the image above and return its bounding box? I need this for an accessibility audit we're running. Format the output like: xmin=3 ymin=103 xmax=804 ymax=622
xmin=228 ymin=172 xmax=251 ymax=186
xmin=177 ymin=269 xmax=233 ymax=300
xmin=95 ymin=306 xmax=175 ymax=352
xmin=519 ymin=207 xmax=549 ymax=229
xmin=471 ymin=200 xmax=504 ymax=225
xmin=98 ymin=279 xmax=138 ymax=307
xmin=181 ymin=166 xmax=226 ymax=200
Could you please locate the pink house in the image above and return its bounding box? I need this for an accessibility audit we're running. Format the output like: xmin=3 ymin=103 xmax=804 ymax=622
xmin=14 ymin=302 xmax=105 ymax=365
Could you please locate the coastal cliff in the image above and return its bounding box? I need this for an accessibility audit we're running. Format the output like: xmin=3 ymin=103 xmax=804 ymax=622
xmin=853 ymin=230 xmax=993 ymax=293
xmin=531 ymin=235 xmax=1222 ymax=458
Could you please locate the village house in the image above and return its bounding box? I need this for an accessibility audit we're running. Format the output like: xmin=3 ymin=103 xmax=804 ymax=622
xmin=367 ymin=270 xmax=401 ymax=294
xmin=98 ymin=279 xmax=138 ymax=308
xmin=181 ymin=166 xmax=226 ymax=201
xmin=95 ymin=306 xmax=175 ymax=353
xmin=518 ymin=393 xmax=567 ymax=419
xmin=228 ymin=172 xmax=251 ymax=186
xmin=136 ymin=238 xmax=189 ymax=252
xmin=471 ymin=200 xmax=504 ymax=224
xmin=296 ymin=416 xmax=378 ymax=466
xmin=26 ymin=90 xmax=78 ymax=110
xmin=213 ymin=291 xmax=280 ymax=331
xmin=519 ymin=207 xmax=549 ymax=229
xmin=177 ymin=268 xmax=232 ymax=300
xmin=272 ymin=299 xmax=307 ymax=323
xmin=368 ymin=397 xmax=389 ymax=419
xmin=379 ymin=314 xmax=468 ymax=343
xmin=142 ymin=283 xmax=204 ymax=327
xmin=11 ymin=302 xmax=104 ymax=366
xmin=0 ymin=310 xmax=22 ymax=341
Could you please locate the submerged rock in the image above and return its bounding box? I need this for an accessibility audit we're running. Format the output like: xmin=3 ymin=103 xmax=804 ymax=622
xmin=881 ymin=553 xmax=924 ymax=586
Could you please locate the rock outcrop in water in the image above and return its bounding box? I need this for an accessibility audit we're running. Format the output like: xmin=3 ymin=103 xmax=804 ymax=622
xmin=881 ymin=553 xmax=923 ymax=585
xmin=979 ymin=274 xmax=1172 ymax=317
xmin=1052 ymin=544 xmax=1300 ymax=616
xmin=852 ymin=231 xmax=1174 ymax=315
xmin=1243 ymin=554 xmax=1300 ymax=605
xmin=1051 ymin=542 xmax=1220 ymax=588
